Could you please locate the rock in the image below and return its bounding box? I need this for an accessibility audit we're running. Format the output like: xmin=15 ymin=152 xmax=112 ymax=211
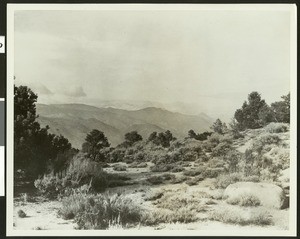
xmin=277 ymin=168 xmax=290 ymax=190
xmin=17 ymin=209 xmax=26 ymax=218
xmin=223 ymin=182 xmax=286 ymax=209
xmin=278 ymin=168 xmax=290 ymax=182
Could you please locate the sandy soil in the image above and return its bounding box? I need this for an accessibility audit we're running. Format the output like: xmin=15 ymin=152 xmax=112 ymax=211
xmin=14 ymin=197 xmax=77 ymax=230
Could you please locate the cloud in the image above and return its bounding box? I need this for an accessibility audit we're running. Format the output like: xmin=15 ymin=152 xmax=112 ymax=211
xmin=38 ymin=84 xmax=53 ymax=95
xmin=63 ymin=86 xmax=86 ymax=97
xmin=27 ymin=83 xmax=53 ymax=95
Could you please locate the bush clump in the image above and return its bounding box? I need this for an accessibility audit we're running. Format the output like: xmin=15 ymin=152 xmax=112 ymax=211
xmin=265 ymin=123 xmax=289 ymax=133
xmin=209 ymin=207 xmax=273 ymax=226
xmin=185 ymin=176 xmax=204 ymax=186
xmin=141 ymin=208 xmax=198 ymax=226
xmin=216 ymin=173 xmax=244 ymax=189
xmin=150 ymin=164 xmax=173 ymax=172
xmin=203 ymin=167 xmax=224 ymax=178
xmin=113 ymin=164 xmax=127 ymax=171
xmin=183 ymin=168 xmax=202 ymax=177
xmin=226 ymin=193 xmax=261 ymax=207
xmin=147 ymin=175 xmax=164 ymax=185
xmin=34 ymin=174 xmax=63 ymax=199
xmin=216 ymin=173 xmax=260 ymax=189
xmin=59 ymin=192 xmax=144 ymax=229
xmin=34 ymin=155 xmax=133 ymax=198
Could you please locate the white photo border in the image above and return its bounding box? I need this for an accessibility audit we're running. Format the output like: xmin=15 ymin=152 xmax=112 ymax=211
xmin=6 ymin=3 xmax=297 ymax=237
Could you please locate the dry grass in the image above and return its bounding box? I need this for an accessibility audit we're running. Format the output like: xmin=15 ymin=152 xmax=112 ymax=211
xmin=209 ymin=206 xmax=273 ymax=226
xmin=141 ymin=208 xmax=198 ymax=226
xmin=59 ymin=192 xmax=144 ymax=229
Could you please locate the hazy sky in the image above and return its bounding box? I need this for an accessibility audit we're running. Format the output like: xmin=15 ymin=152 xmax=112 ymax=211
xmin=14 ymin=9 xmax=291 ymax=120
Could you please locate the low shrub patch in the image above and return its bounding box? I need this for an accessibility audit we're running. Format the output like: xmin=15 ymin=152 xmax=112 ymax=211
xmin=171 ymin=175 xmax=188 ymax=184
xmin=130 ymin=162 xmax=148 ymax=168
xmin=170 ymin=165 xmax=184 ymax=172
xmin=141 ymin=208 xmax=198 ymax=226
xmin=183 ymin=169 xmax=202 ymax=177
xmin=203 ymin=167 xmax=223 ymax=178
xmin=185 ymin=176 xmax=204 ymax=186
xmin=216 ymin=173 xmax=244 ymax=189
xmin=147 ymin=175 xmax=164 ymax=185
xmin=107 ymin=173 xmax=132 ymax=188
xmin=265 ymin=123 xmax=289 ymax=133
xmin=58 ymin=191 xmax=88 ymax=219
xmin=216 ymin=173 xmax=261 ymax=189
xmin=150 ymin=164 xmax=173 ymax=172
xmin=209 ymin=207 xmax=273 ymax=226
xmin=144 ymin=190 xmax=164 ymax=201
xmin=113 ymin=164 xmax=127 ymax=171
xmin=34 ymin=174 xmax=63 ymax=199
xmin=226 ymin=193 xmax=261 ymax=207
xmin=59 ymin=192 xmax=144 ymax=229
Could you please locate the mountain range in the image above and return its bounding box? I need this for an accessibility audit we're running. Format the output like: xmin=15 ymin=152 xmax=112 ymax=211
xmin=36 ymin=103 xmax=214 ymax=149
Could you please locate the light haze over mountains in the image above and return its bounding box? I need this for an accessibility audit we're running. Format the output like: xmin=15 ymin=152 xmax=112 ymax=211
xmin=37 ymin=103 xmax=213 ymax=149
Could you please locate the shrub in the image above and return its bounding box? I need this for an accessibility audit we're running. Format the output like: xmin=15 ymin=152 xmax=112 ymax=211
xmin=216 ymin=173 xmax=261 ymax=189
xmin=62 ymin=193 xmax=144 ymax=229
xmin=252 ymin=134 xmax=281 ymax=153
xmin=211 ymin=141 xmax=232 ymax=157
xmin=183 ymin=168 xmax=202 ymax=177
xmin=106 ymin=173 xmax=132 ymax=188
xmin=35 ymin=156 xmax=133 ymax=198
xmin=209 ymin=207 xmax=272 ymax=226
xmin=265 ymin=123 xmax=289 ymax=133
xmin=226 ymin=193 xmax=261 ymax=207
xmin=171 ymin=175 xmax=188 ymax=184
xmin=144 ymin=190 xmax=164 ymax=201
xmin=113 ymin=164 xmax=127 ymax=171
xmin=203 ymin=167 xmax=224 ymax=178
xmin=65 ymin=155 xmax=109 ymax=192
xmin=162 ymin=173 xmax=176 ymax=181
xmin=34 ymin=174 xmax=63 ymax=199
xmin=58 ymin=191 xmax=88 ymax=219
xmin=185 ymin=176 xmax=204 ymax=186
xmin=244 ymin=175 xmax=260 ymax=182
xmin=150 ymin=164 xmax=173 ymax=172
xmin=181 ymin=151 xmax=198 ymax=162
xmin=215 ymin=173 xmax=243 ymax=189
xmin=130 ymin=162 xmax=148 ymax=168
xmin=133 ymin=152 xmax=146 ymax=162
xmin=141 ymin=208 xmax=197 ymax=226
xmin=147 ymin=175 xmax=164 ymax=185
xmin=170 ymin=165 xmax=184 ymax=172
xmin=109 ymin=149 xmax=125 ymax=162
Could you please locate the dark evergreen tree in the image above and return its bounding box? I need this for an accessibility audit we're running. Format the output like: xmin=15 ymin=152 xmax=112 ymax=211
xmin=82 ymin=129 xmax=110 ymax=161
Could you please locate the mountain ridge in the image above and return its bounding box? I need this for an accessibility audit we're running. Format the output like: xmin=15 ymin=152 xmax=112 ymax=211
xmin=36 ymin=103 xmax=213 ymax=148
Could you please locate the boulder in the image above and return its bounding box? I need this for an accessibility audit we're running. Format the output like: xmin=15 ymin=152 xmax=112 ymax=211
xmin=223 ymin=182 xmax=286 ymax=209
xmin=278 ymin=168 xmax=290 ymax=189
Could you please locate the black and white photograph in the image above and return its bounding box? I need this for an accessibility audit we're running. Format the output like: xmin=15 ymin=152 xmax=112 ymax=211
xmin=6 ymin=4 xmax=297 ymax=236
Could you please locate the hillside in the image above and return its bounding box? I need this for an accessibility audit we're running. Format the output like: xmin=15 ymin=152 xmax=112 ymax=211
xmin=14 ymin=122 xmax=291 ymax=231
xmin=36 ymin=104 xmax=213 ymax=148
